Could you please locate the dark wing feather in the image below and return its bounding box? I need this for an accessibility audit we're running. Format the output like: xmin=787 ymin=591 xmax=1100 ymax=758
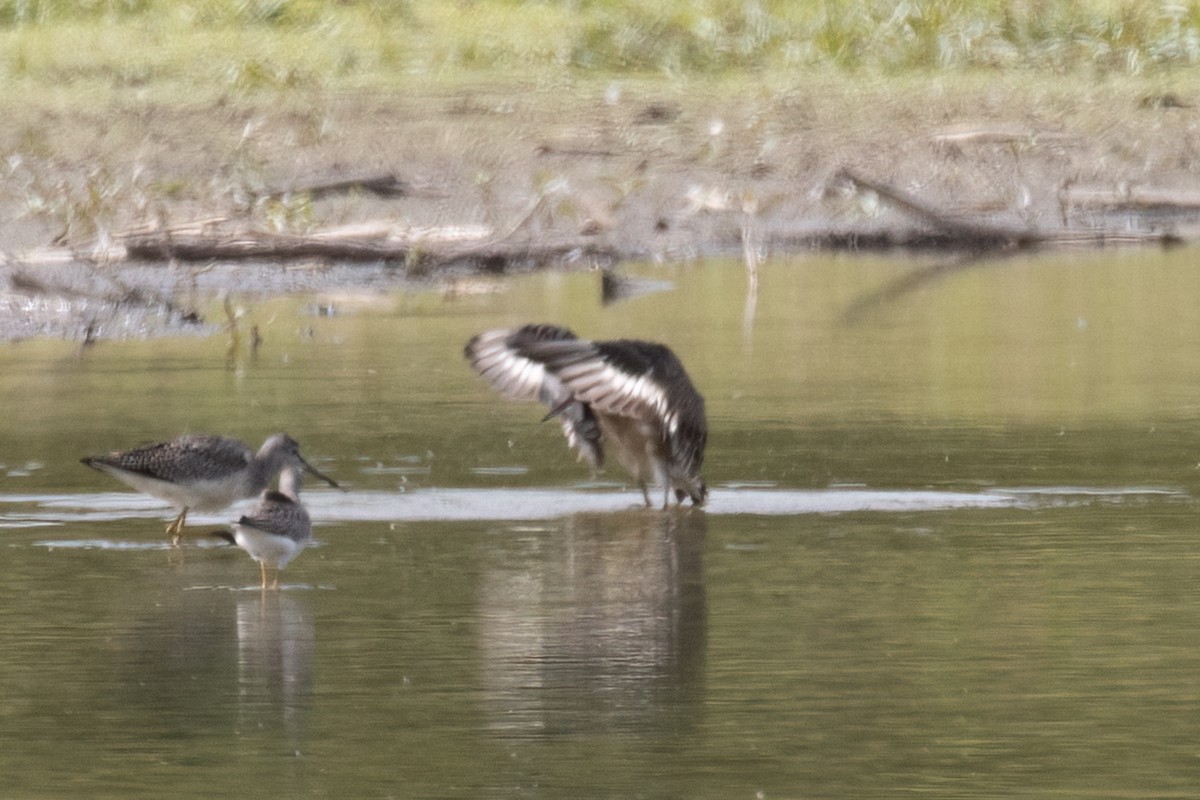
xmin=616 ymin=341 xmax=708 ymax=476
xmin=530 ymin=337 xmax=707 ymax=473
xmin=526 ymin=339 xmax=675 ymax=424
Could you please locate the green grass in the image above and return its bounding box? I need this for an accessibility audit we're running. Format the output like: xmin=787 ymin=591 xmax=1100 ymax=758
xmin=0 ymin=0 xmax=1198 ymax=103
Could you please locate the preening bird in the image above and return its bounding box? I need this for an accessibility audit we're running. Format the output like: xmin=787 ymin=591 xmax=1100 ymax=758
xmin=464 ymin=323 xmax=707 ymax=508
xmin=81 ymin=433 xmax=339 ymax=545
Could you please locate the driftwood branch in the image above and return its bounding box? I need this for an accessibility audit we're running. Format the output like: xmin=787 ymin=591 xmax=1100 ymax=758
xmin=260 ymin=172 xmax=413 ymax=201
xmin=836 ymin=169 xmax=1185 ymax=251
xmin=836 ymin=168 xmax=1042 ymax=248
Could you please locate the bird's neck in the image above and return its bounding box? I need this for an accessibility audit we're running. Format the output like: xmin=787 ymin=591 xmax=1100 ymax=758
xmin=277 ymin=467 xmax=303 ymax=502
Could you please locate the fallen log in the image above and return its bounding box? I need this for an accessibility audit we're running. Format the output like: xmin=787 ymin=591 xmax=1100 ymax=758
xmin=1063 ymin=187 xmax=1200 ymax=213
xmin=123 ymin=231 xmax=408 ymax=262
xmin=120 ymin=228 xmax=617 ymax=272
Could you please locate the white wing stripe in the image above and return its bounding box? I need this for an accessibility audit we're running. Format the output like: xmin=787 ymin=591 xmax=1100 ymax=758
xmin=562 ymin=362 xmax=671 ymax=422
xmin=471 ymin=344 xmax=554 ymax=403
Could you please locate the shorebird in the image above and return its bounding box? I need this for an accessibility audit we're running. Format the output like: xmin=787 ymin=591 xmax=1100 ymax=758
xmin=81 ymin=433 xmax=339 ymax=545
xmin=220 ymin=465 xmax=313 ymax=590
xmin=464 ymin=323 xmax=707 ymax=508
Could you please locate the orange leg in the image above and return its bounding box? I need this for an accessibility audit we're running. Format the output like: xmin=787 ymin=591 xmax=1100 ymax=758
xmin=166 ymin=508 xmax=190 ymax=546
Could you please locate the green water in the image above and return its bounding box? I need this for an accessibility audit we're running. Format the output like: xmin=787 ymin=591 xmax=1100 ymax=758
xmin=3 ymin=250 xmax=1200 ymax=797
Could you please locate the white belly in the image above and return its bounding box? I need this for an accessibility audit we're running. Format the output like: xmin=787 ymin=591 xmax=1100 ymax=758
xmin=232 ymin=525 xmax=305 ymax=570
xmin=96 ymin=466 xmax=252 ymax=512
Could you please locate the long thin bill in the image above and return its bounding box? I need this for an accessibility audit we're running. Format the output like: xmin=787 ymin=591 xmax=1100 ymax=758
xmin=300 ymin=456 xmax=342 ymax=490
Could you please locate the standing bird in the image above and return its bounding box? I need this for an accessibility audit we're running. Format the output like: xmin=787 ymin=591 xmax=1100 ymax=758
xmin=464 ymin=323 xmax=707 ymax=508
xmin=81 ymin=433 xmax=339 ymax=545
xmin=223 ymin=465 xmax=313 ymax=590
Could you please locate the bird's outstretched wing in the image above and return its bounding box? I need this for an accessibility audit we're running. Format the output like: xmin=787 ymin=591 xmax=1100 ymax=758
xmin=465 ymin=324 xmax=603 ymax=468
xmin=523 ymin=337 xmax=675 ymax=424
xmin=523 ymin=336 xmax=706 ymax=474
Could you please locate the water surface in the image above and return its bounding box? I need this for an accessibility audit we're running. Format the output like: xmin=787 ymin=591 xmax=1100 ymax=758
xmin=3 ymin=249 xmax=1200 ymax=797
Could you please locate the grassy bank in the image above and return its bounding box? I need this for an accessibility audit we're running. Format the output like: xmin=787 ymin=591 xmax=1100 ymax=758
xmin=1 ymin=0 xmax=1199 ymax=106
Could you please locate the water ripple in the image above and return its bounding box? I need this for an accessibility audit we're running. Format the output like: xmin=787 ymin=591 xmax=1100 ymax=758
xmin=0 ymin=484 xmax=1186 ymax=527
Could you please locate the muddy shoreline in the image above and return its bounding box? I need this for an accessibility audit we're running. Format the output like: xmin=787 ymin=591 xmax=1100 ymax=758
xmin=2 ymin=82 xmax=1197 ymax=341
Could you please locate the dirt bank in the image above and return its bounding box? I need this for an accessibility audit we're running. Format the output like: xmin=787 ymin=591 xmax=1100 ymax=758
xmin=2 ymin=79 xmax=1197 ymax=341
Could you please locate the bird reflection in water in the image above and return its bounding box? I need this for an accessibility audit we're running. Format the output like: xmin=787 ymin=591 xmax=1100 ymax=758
xmin=235 ymin=591 xmax=315 ymax=743
xmin=478 ymin=510 xmax=707 ymax=736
